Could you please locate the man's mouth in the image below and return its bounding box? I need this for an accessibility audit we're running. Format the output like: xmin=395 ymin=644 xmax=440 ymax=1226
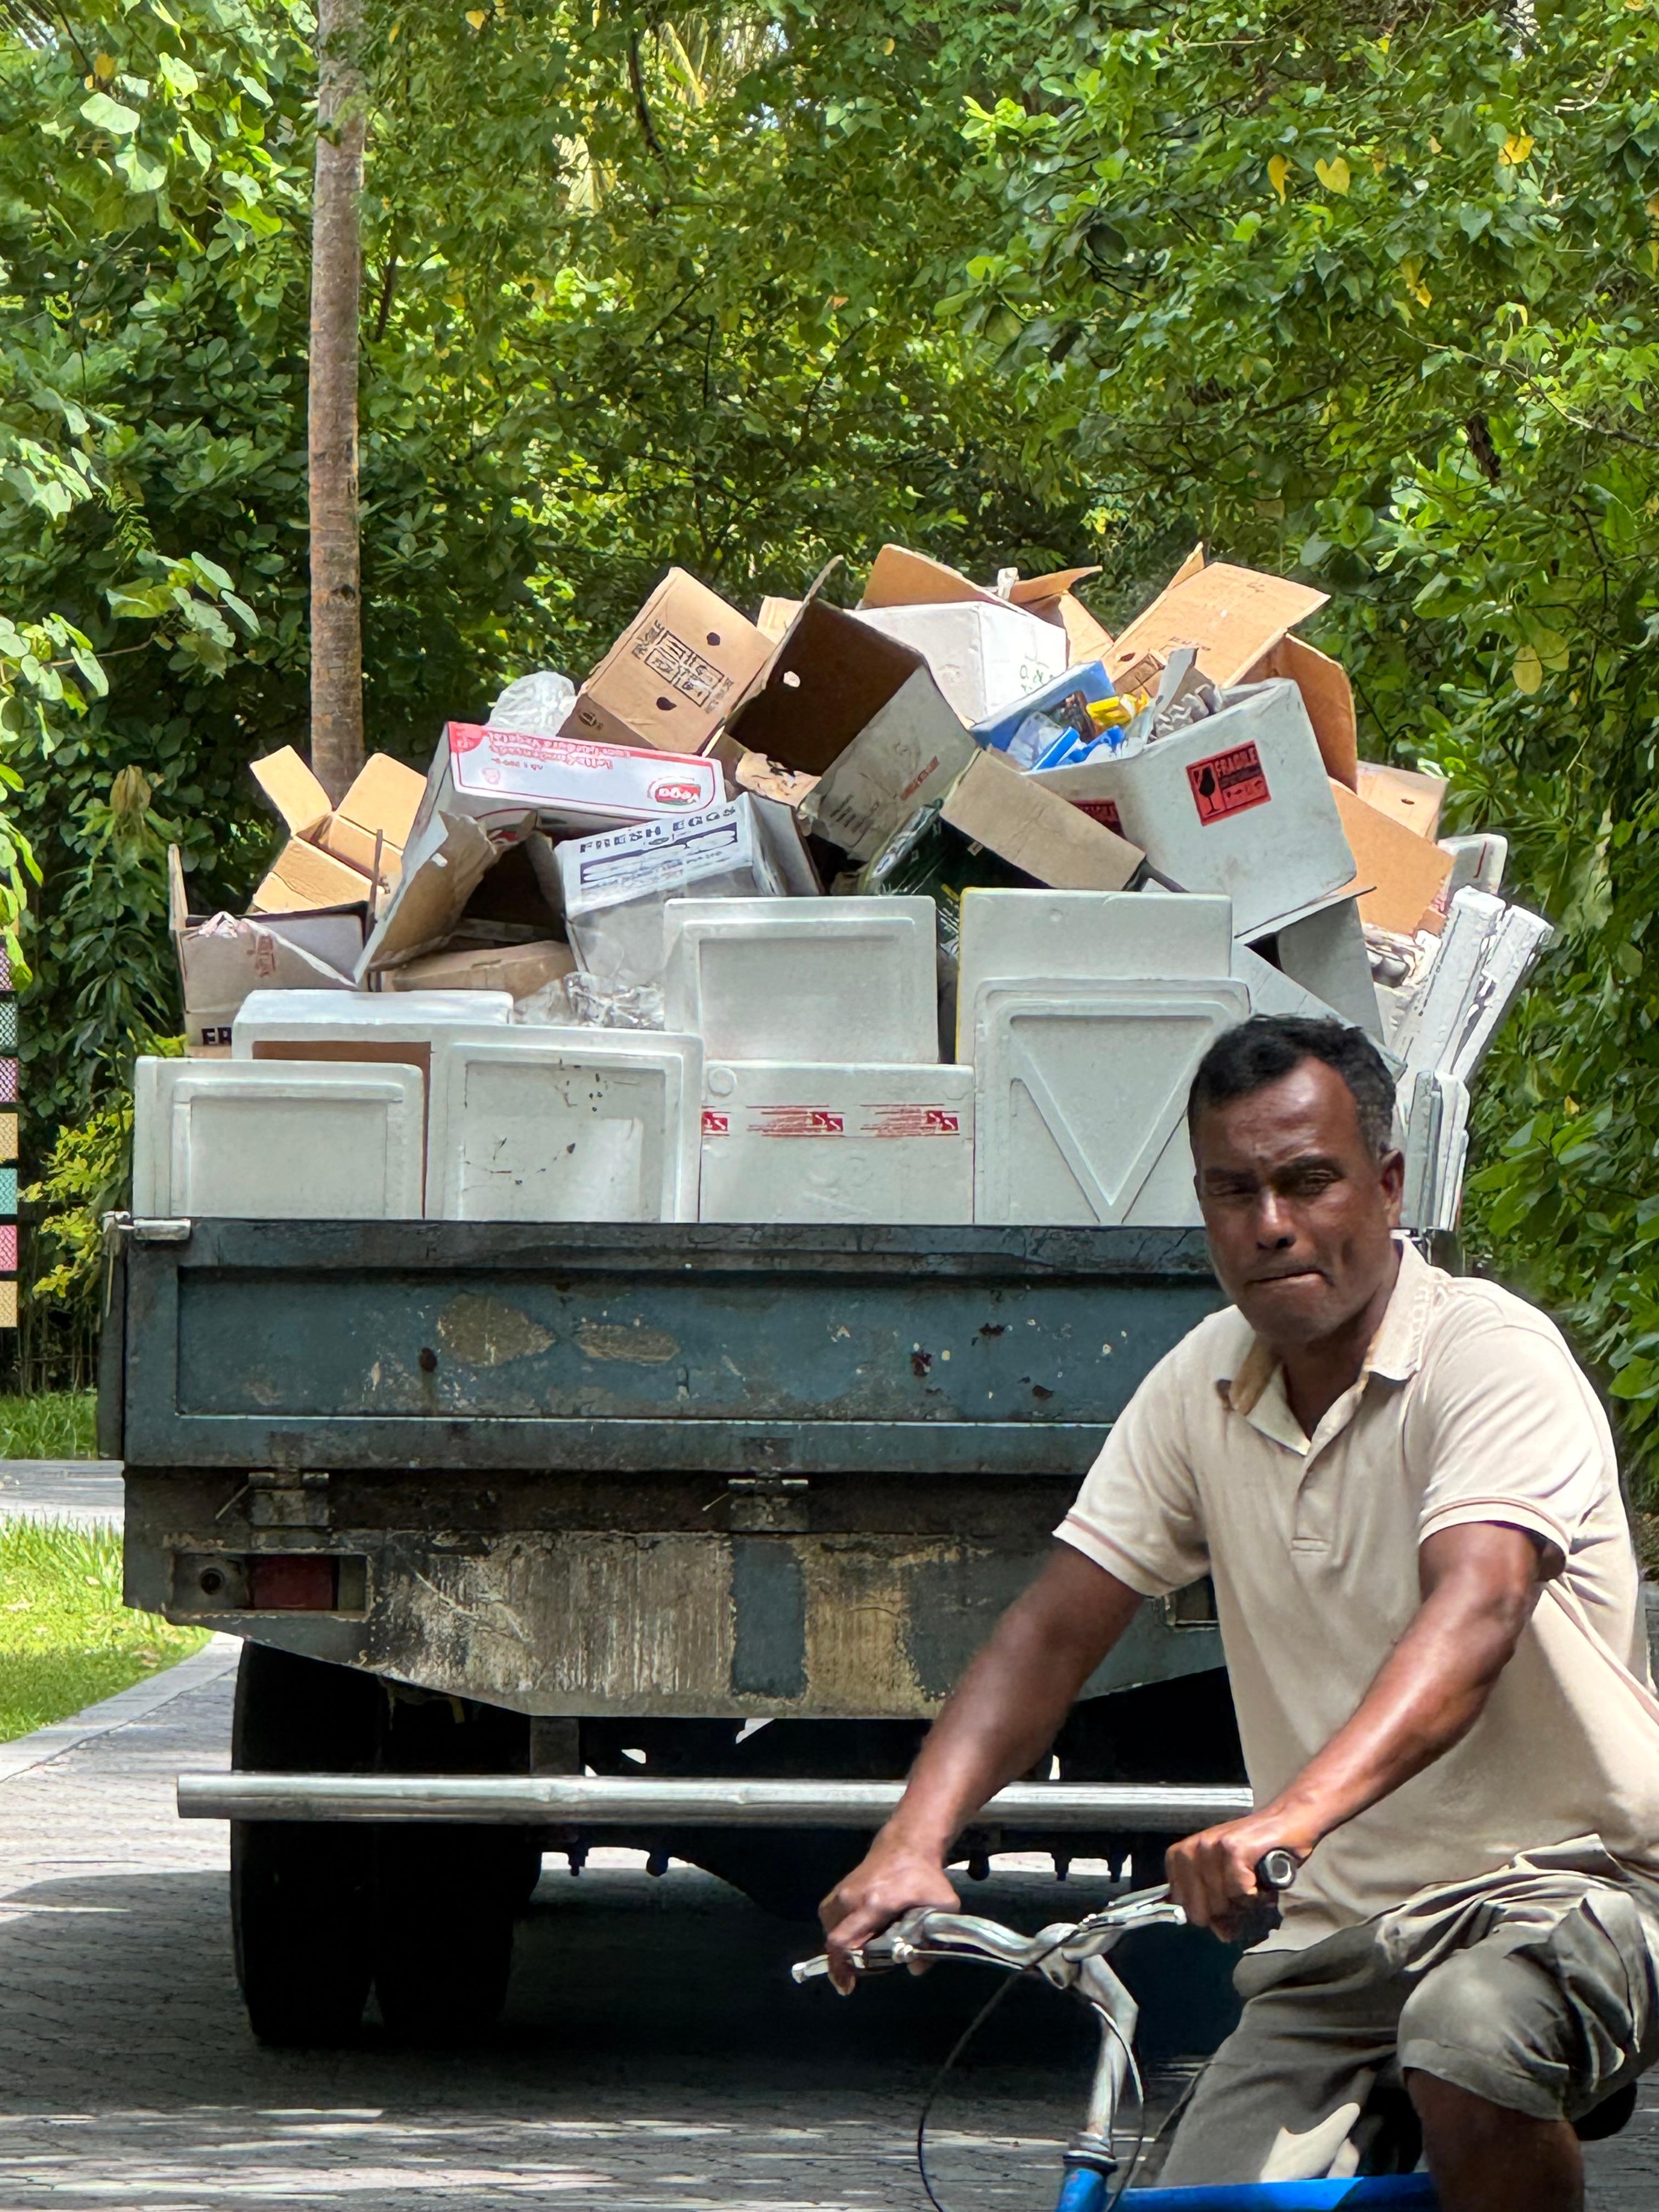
xmin=1249 ymin=1266 xmax=1325 ymax=1285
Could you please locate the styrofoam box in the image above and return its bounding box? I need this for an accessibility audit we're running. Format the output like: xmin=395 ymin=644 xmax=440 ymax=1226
xmin=133 ymin=1057 xmax=424 ymax=1219
xmin=957 ymin=891 xmax=1232 ymax=1056
xmin=699 ymin=1062 xmax=973 ymax=1225
xmin=664 ymin=897 xmax=938 ymax=1065
xmin=852 ymin=602 xmax=1068 ymax=725
xmin=1032 ymin=681 xmax=1356 ymax=940
xmin=972 ymin=978 xmax=1250 ymax=1228
xmin=232 ymin=988 xmax=514 ymax=1053
xmin=426 ymin=1028 xmax=702 ymax=1222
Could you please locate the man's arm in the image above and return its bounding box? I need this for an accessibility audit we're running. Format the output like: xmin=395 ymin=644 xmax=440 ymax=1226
xmin=1169 ymin=1521 xmax=1555 ymax=1939
xmin=819 ymin=1544 xmax=1144 ymax=1991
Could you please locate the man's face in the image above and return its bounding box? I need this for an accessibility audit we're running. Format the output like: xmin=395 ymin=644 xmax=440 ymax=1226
xmin=1190 ymin=1058 xmax=1403 ymax=1351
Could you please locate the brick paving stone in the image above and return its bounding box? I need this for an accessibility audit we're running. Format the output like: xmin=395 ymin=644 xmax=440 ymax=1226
xmin=0 ymin=1662 xmax=1654 ymax=2210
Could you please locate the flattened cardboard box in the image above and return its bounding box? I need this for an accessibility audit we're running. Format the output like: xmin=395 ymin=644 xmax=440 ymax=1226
xmin=381 ymin=939 xmax=576 ymax=999
xmin=1105 ymin=548 xmax=1359 ymax=789
xmin=726 ymin=597 xmax=974 ymax=862
xmin=564 ymin=568 xmax=772 ymax=753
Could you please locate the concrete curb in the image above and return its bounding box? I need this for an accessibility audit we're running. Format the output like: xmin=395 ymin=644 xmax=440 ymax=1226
xmin=0 ymin=1634 xmax=240 ymax=1787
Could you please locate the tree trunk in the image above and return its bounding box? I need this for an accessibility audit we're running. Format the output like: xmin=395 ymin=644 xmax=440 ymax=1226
xmin=308 ymin=0 xmax=365 ymax=801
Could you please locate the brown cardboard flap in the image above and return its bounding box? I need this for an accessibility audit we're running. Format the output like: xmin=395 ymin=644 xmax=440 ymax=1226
xmin=860 ymin=546 xmax=1106 ymax=642
xmin=732 ymin=749 xmax=822 ymax=810
xmin=941 ymin=751 xmax=1143 ymax=890
xmin=385 ymin=938 xmax=575 ymax=997
xmin=1008 ymin=566 xmax=1101 ymax=606
xmin=250 ymin=838 xmax=373 ymax=915
xmin=1356 ymin=760 xmax=1447 ymax=840
xmin=252 ymin=746 xmax=333 ymax=838
xmin=329 ymin=753 xmax=425 ymax=851
xmin=168 ymin=843 xmax=189 ymax=941
xmin=356 ymin=809 xmax=517 ymax=975
xmin=1329 ymin=782 xmax=1454 ymax=935
xmin=1256 ymin=634 xmax=1359 ymax=791
xmin=757 ymin=596 xmax=801 ymax=642
xmin=1108 ymin=558 xmax=1329 ymax=692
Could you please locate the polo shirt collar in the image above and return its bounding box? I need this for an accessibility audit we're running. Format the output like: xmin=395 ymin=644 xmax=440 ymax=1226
xmin=1217 ymin=1237 xmax=1432 ymax=1419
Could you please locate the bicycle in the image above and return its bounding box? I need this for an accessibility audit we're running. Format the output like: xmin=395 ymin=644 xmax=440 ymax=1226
xmin=792 ymin=1858 xmax=1438 ymax=2212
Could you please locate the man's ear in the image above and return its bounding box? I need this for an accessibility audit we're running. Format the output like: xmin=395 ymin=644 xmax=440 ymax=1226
xmin=1379 ymin=1146 xmax=1406 ymax=1227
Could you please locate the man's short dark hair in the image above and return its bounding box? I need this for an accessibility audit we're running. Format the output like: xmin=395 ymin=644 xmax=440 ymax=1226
xmin=1187 ymin=1016 xmax=1397 ymax=1160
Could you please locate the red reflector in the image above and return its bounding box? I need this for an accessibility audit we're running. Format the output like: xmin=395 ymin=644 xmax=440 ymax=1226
xmin=247 ymin=1555 xmax=339 ymax=1611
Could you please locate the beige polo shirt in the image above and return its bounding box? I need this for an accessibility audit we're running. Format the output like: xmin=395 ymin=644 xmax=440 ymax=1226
xmin=1058 ymin=1241 xmax=1659 ymax=1947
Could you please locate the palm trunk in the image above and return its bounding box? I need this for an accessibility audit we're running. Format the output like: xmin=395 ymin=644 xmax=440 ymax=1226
xmin=308 ymin=0 xmax=365 ymax=801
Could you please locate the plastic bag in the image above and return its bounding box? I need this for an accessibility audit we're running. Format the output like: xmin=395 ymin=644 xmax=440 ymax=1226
xmin=486 ymin=669 xmax=577 ymax=735
xmin=562 ymin=971 xmax=666 ymax=1030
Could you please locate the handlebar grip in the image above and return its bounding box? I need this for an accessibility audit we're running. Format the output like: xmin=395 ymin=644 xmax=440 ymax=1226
xmin=1255 ymin=1848 xmax=1300 ymax=1894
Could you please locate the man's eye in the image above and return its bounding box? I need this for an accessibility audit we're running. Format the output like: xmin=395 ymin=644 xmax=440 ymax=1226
xmin=1285 ymin=1171 xmax=1338 ymax=1196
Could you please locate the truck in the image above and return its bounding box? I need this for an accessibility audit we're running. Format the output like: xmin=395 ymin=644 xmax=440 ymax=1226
xmin=103 ymin=1211 xmax=1260 ymax=2045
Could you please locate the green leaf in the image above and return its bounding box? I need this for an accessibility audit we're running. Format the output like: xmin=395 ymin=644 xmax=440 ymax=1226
xmin=80 ymin=92 xmax=141 ymax=135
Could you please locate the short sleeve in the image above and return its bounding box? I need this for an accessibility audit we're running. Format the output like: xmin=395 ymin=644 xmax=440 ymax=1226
xmin=1410 ymin=1302 xmax=1616 ymax=1564
xmin=1057 ymin=1348 xmax=1211 ymax=1597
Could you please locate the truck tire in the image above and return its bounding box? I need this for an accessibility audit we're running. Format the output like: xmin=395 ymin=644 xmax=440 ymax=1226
xmin=371 ymin=1826 xmax=520 ymax=2041
xmin=230 ymin=1642 xmax=382 ymax=2046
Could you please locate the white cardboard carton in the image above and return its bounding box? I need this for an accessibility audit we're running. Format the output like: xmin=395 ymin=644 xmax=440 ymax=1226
xmin=956 ymin=890 xmax=1234 ymax=1056
xmin=411 ymin=723 xmax=723 ymax=843
xmin=664 ymin=896 xmax=939 ymax=1065
xmin=1033 ymin=681 xmax=1357 ymax=939
xmin=698 ymin=1062 xmax=974 ymax=1224
xmin=133 ymin=1057 xmax=424 ymax=1220
xmin=558 ymin=796 xmax=782 ymax=989
xmin=426 ymin=1028 xmax=702 ymax=1223
xmin=851 ymin=602 xmax=1068 ymax=725
xmin=971 ymin=977 xmax=1250 ymax=1227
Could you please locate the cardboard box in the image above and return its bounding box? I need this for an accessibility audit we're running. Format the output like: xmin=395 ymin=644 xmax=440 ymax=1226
xmin=852 ymin=600 xmax=1068 ymax=724
xmin=698 ymin=1061 xmax=974 ymax=1225
xmin=249 ymin=835 xmax=375 ymax=917
xmin=381 ymin=939 xmax=577 ymax=1000
xmin=563 ymin=569 xmax=772 ymax=753
xmin=725 ymin=598 xmax=975 ymax=861
xmin=1356 ymin=761 xmax=1447 ymax=842
xmin=940 ymin=749 xmax=1143 ymax=893
xmin=250 ymin=746 xmax=425 ymax=899
xmin=859 ymin=545 xmax=1113 ymax=665
xmin=1034 ymin=681 xmax=1358 ymax=940
xmin=411 ymin=722 xmax=723 ymax=843
xmin=1329 ymin=782 xmax=1454 ymax=936
xmin=1104 ymin=549 xmax=1359 ymax=788
xmin=169 ymin=847 xmax=363 ymax=1055
xmin=557 ymin=795 xmax=783 ymax=988
xmin=356 ymin=808 xmax=528 ymax=979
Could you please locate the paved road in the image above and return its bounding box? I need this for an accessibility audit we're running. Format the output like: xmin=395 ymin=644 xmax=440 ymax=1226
xmin=0 ymin=1458 xmax=123 ymax=1527
xmin=0 ymin=1661 xmax=1656 ymax=2210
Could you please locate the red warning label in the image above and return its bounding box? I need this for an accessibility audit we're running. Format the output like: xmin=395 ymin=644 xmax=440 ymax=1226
xmin=1072 ymin=797 xmax=1125 ymax=839
xmin=701 ymin=1109 xmax=730 ymax=1136
xmin=1188 ymin=741 xmax=1270 ymax=825
xmin=747 ymin=1106 xmax=845 ymax=1137
xmin=859 ymin=1104 xmax=962 ymax=1138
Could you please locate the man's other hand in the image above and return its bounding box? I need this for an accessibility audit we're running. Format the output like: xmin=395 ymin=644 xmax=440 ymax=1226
xmin=819 ymin=1840 xmax=961 ymax=1995
xmin=1166 ymin=1815 xmax=1307 ymax=1943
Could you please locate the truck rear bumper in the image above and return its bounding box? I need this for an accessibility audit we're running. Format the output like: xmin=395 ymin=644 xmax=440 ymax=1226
xmin=178 ymin=1773 xmax=1252 ymax=1830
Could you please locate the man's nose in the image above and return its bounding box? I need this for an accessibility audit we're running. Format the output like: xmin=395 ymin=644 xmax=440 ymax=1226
xmin=1255 ymin=1191 xmax=1296 ymax=1246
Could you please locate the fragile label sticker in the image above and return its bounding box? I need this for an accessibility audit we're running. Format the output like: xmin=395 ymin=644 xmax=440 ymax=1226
xmin=631 ymin=622 xmax=733 ymax=713
xmin=1188 ymin=741 xmax=1271 ymax=825
xmin=747 ymin=1106 xmax=845 ymax=1138
xmin=860 ymin=1104 xmax=962 ymax=1138
xmin=1073 ymin=797 xmax=1125 ymax=838
xmin=701 ymin=1110 xmax=730 ymax=1136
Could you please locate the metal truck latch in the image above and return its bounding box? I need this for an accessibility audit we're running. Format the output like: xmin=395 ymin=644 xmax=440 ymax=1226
xmin=246 ymin=1470 xmax=332 ymax=1529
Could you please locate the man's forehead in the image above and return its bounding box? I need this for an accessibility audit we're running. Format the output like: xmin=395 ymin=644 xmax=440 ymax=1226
xmin=1190 ymin=1062 xmax=1365 ymax=1163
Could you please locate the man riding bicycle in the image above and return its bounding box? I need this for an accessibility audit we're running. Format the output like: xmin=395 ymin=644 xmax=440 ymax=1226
xmin=822 ymin=1015 xmax=1659 ymax=2212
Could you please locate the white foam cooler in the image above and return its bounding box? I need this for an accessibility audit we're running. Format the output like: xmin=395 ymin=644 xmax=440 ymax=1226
xmin=231 ymin=988 xmax=514 ymax=1054
xmin=133 ymin=1058 xmax=425 ymax=1219
xmin=426 ymin=1028 xmax=702 ymax=1223
xmin=956 ymin=890 xmax=1233 ymax=1053
xmin=970 ymin=977 xmax=1250 ymax=1227
xmin=663 ymin=896 xmax=938 ymax=1064
xmin=1033 ymin=681 xmax=1357 ymax=939
xmin=698 ymin=1063 xmax=973 ymax=1224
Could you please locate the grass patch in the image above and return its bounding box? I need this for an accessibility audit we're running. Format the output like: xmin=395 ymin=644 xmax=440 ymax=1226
xmin=0 ymin=1520 xmax=205 ymax=1743
xmin=0 ymin=1391 xmax=99 ymax=1461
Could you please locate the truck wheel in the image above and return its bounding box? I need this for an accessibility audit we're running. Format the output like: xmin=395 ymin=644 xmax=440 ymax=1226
xmin=371 ymin=1826 xmax=519 ymax=2041
xmin=230 ymin=1643 xmax=381 ymax=2046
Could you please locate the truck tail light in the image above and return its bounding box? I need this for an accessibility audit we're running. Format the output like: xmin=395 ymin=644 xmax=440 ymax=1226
xmin=246 ymin=1555 xmax=340 ymax=1610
